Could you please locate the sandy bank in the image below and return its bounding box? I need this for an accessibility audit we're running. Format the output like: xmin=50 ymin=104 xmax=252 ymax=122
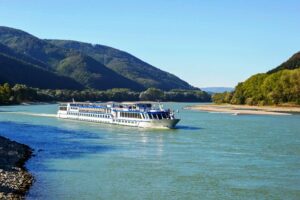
xmin=186 ymin=104 xmax=300 ymax=115
xmin=0 ymin=136 xmax=34 ymax=199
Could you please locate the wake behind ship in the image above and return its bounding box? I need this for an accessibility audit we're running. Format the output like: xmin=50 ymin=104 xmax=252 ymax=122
xmin=57 ymin=102 xmax=180 ymax=129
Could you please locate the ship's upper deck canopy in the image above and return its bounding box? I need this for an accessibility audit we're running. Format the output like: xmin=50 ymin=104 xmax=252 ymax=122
xmin=60 ymin=102 xmax=166 ymax=112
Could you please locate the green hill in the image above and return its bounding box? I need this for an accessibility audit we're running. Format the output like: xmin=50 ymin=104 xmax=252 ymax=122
xmin=47 ymin=40 xmax=195 ymax=90
xmin=267 ymin=52 xmax=300 ymax=74
xmin=212 ymin=52 xmax=300 ymax=105
xmin=0 ymin=26 xmax=196 ymax=91
xmin=0 ymin=26 xmax=144 ymax=90
xmin=57 ymin=54 xmax=143 ymax=90
xmin=0 ymin=53 xmax=84 ymax=89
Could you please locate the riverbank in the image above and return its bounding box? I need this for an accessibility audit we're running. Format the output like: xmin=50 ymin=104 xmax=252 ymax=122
xmin=186 ymin=104 xmax=300 ymax=115
xmin=0 ymin=136 xmax=34 ymax=199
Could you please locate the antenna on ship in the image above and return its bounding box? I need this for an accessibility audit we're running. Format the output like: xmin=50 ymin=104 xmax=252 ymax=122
xmin=72 ymin=98 xmax=75 ymax=103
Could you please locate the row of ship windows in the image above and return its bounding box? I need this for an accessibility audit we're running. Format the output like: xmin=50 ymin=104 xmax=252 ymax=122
xmin=120 ymin=112 xmax=170 ymax=120
xmin=120 ymin=112 xmax=142 ymax=119
xmin=67 ymin=112 xmax=111 ymax=118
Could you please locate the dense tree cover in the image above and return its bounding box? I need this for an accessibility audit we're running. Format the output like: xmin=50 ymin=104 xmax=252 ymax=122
xmin=268 ymin=52 xmax=300 ymax=74
xmin=212 ymin=68 xmax=300 ymax=105
xmin=0 ymin=26 xmax=195 ymax=91
xmin=0 ymin=84 xmax=211 ymax=105
xmin=0 ymin=53 xmax=83 ymax=89
xmin=139 ymin=88 xmax=211 ymax=102
xmin=48 ymin=40 xmax=196 ymax=90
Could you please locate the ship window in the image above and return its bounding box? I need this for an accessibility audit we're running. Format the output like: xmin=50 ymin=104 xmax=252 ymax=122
xmin=162 ymin=113 xmax=167 ymax=119
xmin=153 ymin=114 xmax=157 ymax=119
xmin=148 ymin=114 xmax=152 ymax=119
xmin=157 ymin=114 xmax=162 ymax=120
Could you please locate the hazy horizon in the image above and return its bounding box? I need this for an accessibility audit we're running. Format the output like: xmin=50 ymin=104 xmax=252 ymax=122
xmin=0 ymin=0 xmax=299 ymax=88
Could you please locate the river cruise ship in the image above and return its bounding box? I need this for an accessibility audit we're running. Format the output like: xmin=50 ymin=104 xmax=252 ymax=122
xmin=57 ymin=102 xmax=180 ymax=129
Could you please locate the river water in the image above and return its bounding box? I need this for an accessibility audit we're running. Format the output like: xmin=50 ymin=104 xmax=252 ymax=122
xmin=0 ymin=103 xmax=299 ymax=199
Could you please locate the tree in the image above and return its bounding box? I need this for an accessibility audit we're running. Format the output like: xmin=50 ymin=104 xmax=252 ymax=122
xmin=139 ymin=88 xmax=164 ymax=101
xmin=0 ymin=83 xmax=12 ymax=104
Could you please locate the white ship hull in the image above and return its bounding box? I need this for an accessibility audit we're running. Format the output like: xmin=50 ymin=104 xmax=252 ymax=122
xmin=57 ymin=112 xmax=180 ymax=129
xmin=57 ymin=102 xmax=180 ymax=129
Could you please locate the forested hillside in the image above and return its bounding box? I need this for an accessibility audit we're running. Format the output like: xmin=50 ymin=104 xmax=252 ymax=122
xmin=47 ymin=40 xmax=195 ymax=90
xmin=212 ymin=52 xmax=300 ymax=105
xmin=0 ymin=53 xmax=83 ymax=89
xmin=0 ymin=26 xmax=196 ymax=91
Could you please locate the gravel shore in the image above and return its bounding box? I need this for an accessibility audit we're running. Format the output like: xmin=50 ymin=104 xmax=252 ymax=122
xmin=0 ymin=136 xmax=33 ymax=200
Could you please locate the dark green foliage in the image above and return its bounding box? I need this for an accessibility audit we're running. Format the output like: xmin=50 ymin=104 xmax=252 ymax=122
xmin=0 ymin=53 xmax=84 ymax=89
xmin=12 ymin=84 xmax=38 ymax=102
xmin=0 ymin=26 xmax=144 ymax=91
xmin=139 ymin=88 xmax=165 ymax=101
xmin=213 ymin=69 xmax=300 ymax=105
xmin=47 ymin=40 xmax=196 ymax=90
xmin=212 ymin=52 xmax=300 ymax=106
xmin=57 ymin=54 xmax=144 ymax=90
xmin=268 ymin=52 xmax=300 ymax=74
xmin=164 ymin=89 xmax=211 ymax=102
xmin=0 ymin=83 xmax=12 ymax=104
xmin=231 ymin=74 xmax=268 ymax=105
xmin=212 ymin=92 xmax=233 ymax=104
xmin=0 ymin=26 xmax=197 ymax=91
xmin=0 ymin=83 xmax=211 ymax=105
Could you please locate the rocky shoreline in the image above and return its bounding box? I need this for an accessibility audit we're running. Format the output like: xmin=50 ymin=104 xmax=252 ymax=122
xmin=0 ymin=136 xmax=33 ymax=200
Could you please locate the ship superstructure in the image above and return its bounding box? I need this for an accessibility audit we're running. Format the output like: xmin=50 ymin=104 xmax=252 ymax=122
xmin=57 ymin=102 xmax=180 ymax=128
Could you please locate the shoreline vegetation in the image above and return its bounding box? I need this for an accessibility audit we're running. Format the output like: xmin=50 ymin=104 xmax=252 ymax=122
xmin=186 ymin=104 xmax=300 ymax=115
xmin=209 ymin=53 xmax=300 ymax=112
xmin=0 ymin=136 xmax=33 ymax=199
xmin=0 ymin=83 xmax=211 ymax=106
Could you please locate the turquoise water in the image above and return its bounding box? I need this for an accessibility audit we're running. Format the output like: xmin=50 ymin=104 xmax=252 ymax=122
xmin=0 ymin=103 xmax=299 ymax=199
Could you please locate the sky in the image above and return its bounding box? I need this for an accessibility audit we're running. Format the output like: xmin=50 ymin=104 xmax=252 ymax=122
xmin=0 ymin=0 xmax=300 ymax=88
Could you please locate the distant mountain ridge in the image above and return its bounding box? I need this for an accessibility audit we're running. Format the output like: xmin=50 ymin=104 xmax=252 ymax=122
xmin=201 ymin=87 xmax=234 ymax=94
xmin=47 ymin=39 xmax=195 ymax=90
xmin=0 ymin=26 xmax=196 ymax=91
